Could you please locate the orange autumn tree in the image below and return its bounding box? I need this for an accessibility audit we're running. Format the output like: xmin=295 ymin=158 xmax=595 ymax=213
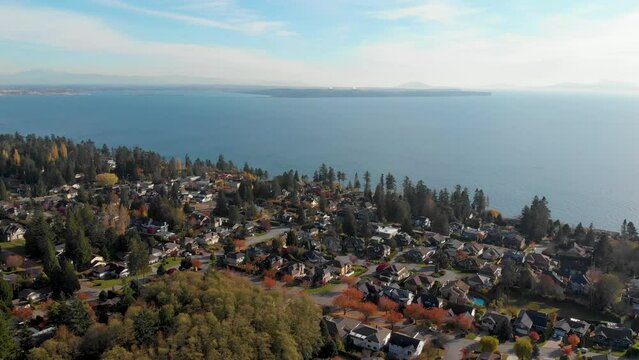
xmin=340 ymin=275 xmax=358 ymax=287
xmin=424 ymin=307 xmax=449 ymax=325
xmin=567 ymin=334 xmax=580 ymax=348
xmin=333 ymin=287 xmax=364 ymax=315
xmin=357 ymin=302 xmax=378 ymax=322
xmin=404 ymin=303 xmax=427 ymax=320
xmin=385 ymin=310 xmax=404 ymax=330
xmin=282 ymin=274 xmax=295 ymax=285
xmin=378 ymin=297 xmax=399 ymax=314
xmin=263 ymin=277 xmax=277 ymax=289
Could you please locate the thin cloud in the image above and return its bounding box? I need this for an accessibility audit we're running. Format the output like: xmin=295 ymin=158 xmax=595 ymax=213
xmin=0 ymin=4 xmax=310 ymax=82
xmin=96 ymin=0 xmax=292 ymax=35
xmin=369 ymin=0 xmax=477 ymax=23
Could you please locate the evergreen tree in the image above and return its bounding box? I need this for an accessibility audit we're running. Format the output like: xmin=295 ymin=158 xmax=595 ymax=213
xmin=58 ymin=260 xmax=81 ymax=296
xmin=0 ymin=178 xmax=8 ymax=201
xmin=353 ymin=173 xmax=361 ymax=189
xmin=64 ymin=212 xmax=92 ymax=270
xmin=128 ymin=238 xmax=150 ymax=277
xmin=0 ymin=314 xmax=18 ymax=360
xmin=519 ymin=196 xmax=551 ymax=241
xmin=385 ymin=173 xmax=396 ymax=192
xmin=342 ymin=208 xmax=357 ymax=236
xmin=214 ymin=193 xmax=229 ymax=216
xmin=0 ymin=277 xmax=12 ymax=308
xmin=228 ymin=205 xmax=241 ymax=225
xmin=628 ymin=221 xmax=638 ymax=240
xmin=594 ymin=235 xmax=614 ymax=271
xmin=24 ymin=209 xmax=54 ymax=258
xmin=363 ymin=171 xmax=372 ymax=199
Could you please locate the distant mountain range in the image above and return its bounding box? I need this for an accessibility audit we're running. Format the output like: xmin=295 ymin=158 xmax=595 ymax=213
xmin=1 ymin=70 xmax=637 ymax=94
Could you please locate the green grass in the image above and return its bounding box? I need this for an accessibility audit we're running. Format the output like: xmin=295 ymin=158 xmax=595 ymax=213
xmin=352 ymin=265 xmax=368 ymax=277
xmin=0 ymin=239 xmax=26 ymax=255
xmin=92 ymin=277 xmax=127 ymax=289
xmin=304 ymin=282 xmax=339 ymax=294
xmin=465 ymin=333 xmax=478 ymax=340
xmin=159 ymin=257 xmax=182 ymax=269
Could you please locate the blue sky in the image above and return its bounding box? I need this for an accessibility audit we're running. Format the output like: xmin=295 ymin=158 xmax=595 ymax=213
xmin=1 ymin=0 xmax=639 ymax=86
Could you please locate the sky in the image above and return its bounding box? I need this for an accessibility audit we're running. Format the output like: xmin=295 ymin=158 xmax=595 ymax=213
xmin=1 ymin=0 xmax=639 ymax=87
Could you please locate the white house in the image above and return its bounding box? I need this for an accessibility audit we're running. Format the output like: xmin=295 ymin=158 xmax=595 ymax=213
xmin=348 ymin=324 xmax=391 ymax=351
xmin=388 ymin=332 xmax=426 ymax=360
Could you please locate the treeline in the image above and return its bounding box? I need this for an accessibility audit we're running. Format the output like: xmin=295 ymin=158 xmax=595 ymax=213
xmin=0 ymin=133 xmax=268 ymax=194
xmin=25 ymin=271 xmax=325 ymax=360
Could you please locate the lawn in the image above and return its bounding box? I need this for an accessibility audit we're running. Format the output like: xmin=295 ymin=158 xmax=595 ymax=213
xmin=0 ymin=239 xmax=26 ymax=255
xmin=92 ymin=277 xmax=127 ymax=289
xmin=305 ymin=282 xmax=339 ymax=294
xmin=352 ymin=265 xmax=368 ymax=277
xmin=159 ymin=257 xmax=182 ymax=269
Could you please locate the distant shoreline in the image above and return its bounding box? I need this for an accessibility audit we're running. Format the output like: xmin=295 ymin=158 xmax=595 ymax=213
xmin=237 ymin=88 xmax=491 ymax=98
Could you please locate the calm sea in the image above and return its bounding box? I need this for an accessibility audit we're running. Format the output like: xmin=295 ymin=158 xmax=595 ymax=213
xmin=0 ymin=89 xmax=638 ymax=230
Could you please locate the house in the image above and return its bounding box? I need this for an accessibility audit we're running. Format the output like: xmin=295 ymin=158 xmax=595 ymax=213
xmin=481 ymin=247 xmax=503 ymax=262
xmin=443 ymin=239 xmax=465 ymax=251
xmin=0 ymin=223 xmax=26 ymax=242
xmin=564 ymin=272 xmax=590 ymax=294
xmin=18 ymin=288 xmax=51 ymax=303
xmin=480 ymin=312 xmax=511 ymax=333
xmin=311 ymin=265 xmax=334 ymax=286
xmin=440 ymin=280 xmax=470 ymax=304
xmin=503 ymin=250 xmax=526 ymax=263
xmin=447 ymin=303 xmax=476 ymax=317
xmin=525 ymin=253 xmax=554 ymax=271
xmin=466 ymin=274 xmax=493 ymax=291
xmin=417 ymin=293 xmax=442 ymax=308
xmin=381 ymin=285 xmax=414 ymax=306
xmin=377 ymin=226 xmax=399 ymax=239
xmin=551 ymin=318 xmax=590 ymax=342
xmin=402 ymin=274 xmax=434 ymax=293
xmin=348 ymin=324 xmax=392 ymax=351
xmin=457 ymin=257 xmax=486 ymax=272
xmin=280 ymin=262 xmax=305 ymax=278
xmin=378 ymin=264 xmax=409 ymax=283
xmin=404 ymin=247 xmax=433 ymax=263
xmin=367 ymin=244 xmax=391 ymax=260
xmin=395 ymin=232 xmax=414 ymax=248
xmin=224 ymin=252 xmax=245 ymax=267
xmin=163 ymin=242 xmax=180 ymax=257
xmin=388 ymin=332 xmax=426 ymax=360
xmin=514 ymin=310 xmax=549 ymax=337
xmin=196 ymin=232 xmax=220 ymax=246
xmin=328 ymin=259 xmax=352 ymax=277
xmin=503 ymin=233 xmax=526 ymax=250
xmin=323 ymin=316 xmax=361 ymax=340
xmin=592 ymin=325 xmax=634 ymax=350
xmin=463 ymin=241 xmax=484 ymax=256
xmin=342 ymin=236 xmax=365 ymax=254
xmin=425 ymin=232 xmax=447 ymax=246
xmin=479 ymin=263 xmax=502 ymax=279
xmin=462 ymin=228 xmax=485 ymax=242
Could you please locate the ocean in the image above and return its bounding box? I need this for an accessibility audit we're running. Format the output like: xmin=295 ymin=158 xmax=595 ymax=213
xmin=0 ymin=88 xmax=637 ymax=230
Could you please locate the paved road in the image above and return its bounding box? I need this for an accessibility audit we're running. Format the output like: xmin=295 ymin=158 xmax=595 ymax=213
xmin=245 ymin=227 xmax=290 ymax=246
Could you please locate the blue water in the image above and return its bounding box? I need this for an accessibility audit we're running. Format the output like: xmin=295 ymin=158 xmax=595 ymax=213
xmin=0 ymin=89 xmax=638 ymax=230
xmin=472 ymin=297 xmax=486 ymax=306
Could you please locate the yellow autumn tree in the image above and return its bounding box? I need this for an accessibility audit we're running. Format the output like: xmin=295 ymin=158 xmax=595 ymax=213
xmin=59 ymin=142 xmax=68 ymax=160
xmin=1 ymin=149 xmax=8 ymax=161
xmin=49 ymin=143 xmax=59 ymax=162
xmin=96 ymin=173 xmax=119 ymax=186
xmin=11 ymin=149 xmax=21 ymax=166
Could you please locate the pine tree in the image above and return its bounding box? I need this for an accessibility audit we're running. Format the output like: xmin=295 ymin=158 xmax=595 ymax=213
xmin=0 ymin=313 xmax=18 ymax=360
xmin=0 ymin=178 xmax=8 ymax=201
xmin=342 ymin=208 xmax=357 ymax=236
xmin=128 ymin=238 xmax=150 ymax=276
xmin=0 ymin=277 xmax=12 ymax=308
xmin=65 ymin=212 xmax=92 ymax=270
xmin=629 ymin=221 xmax=638 ymax=240
xmin=58 ymin=260 xmax=81 ymax=296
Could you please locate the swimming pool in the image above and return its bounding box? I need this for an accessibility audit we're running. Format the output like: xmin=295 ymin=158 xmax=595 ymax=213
xmin=471 ymin=297 xmax=486 ymax=306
